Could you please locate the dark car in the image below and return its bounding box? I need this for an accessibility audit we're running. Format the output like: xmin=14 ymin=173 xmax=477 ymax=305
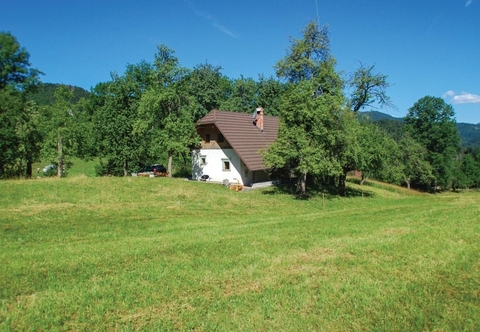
xmin=136 ymin=164 xmax=167 ymax=177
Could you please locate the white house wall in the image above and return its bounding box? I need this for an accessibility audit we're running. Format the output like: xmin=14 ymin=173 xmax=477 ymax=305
xmin=192 ymin=149 xmax=252 ymax=185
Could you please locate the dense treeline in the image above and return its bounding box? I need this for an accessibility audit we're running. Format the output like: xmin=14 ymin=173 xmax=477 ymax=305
xmin=1 ymin=27 xmax=479 ymax=193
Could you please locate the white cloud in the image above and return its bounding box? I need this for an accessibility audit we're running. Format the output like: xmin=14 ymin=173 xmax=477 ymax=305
xmin=443 ymin=90 xmax=480 ymax=104
xmin=466 ymin=0 xmax=475 ymax=6
xmin=184 ymin=0 xmax=237 ymax=38
xmin=442 ymin=90 xmax=455 ymax=98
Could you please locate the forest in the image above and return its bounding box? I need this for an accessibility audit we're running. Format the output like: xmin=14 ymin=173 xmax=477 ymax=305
xmin=1 ymin=22 xmax=480 ymax=195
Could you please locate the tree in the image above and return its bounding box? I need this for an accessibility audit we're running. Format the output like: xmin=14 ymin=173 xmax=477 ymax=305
xmin=219 ymin=76 xmax=258 ymax=113
xmin=40 ymin=86 xmax=86 ymax=177
xmin=0 ymin=32 xmax=42 ymax=91
xmin=265 ymin=22 xmax=366 ymax=195
xmin=184 ymin=63 xmax=229 ymax=121
xmin=92 ymin=63 xmax=153 ymax=176
xmin=452 ymin=149 xmax=480 ymax=190
xmin=256 ymin=75 xmax=286 ymax=116
xmin=356 ymin=122 xmax=398 ymax=185
xmin=0 ymin=32 xmax=42 ymax=177
xmin=264 ymin=80 xmax=345 ymax=196
xmin=266 ymin=21 xmax=356 ymax=196
xmin=398 ymin=133 xmax=434 ymax=189
xmin=135 ymin=45 xmax=200 ymax=177
xmin=0 ymin=86 xmax=24 ymax=177
xmin=16 ymin=100 xmax=43 ymax=178
xmin=347 ymin=63 xmax=394 ymax=113
xmin=404 ymin=96 xmax=460 ymax=190
xmin=275 ymin=22 xmax=331 ymax=83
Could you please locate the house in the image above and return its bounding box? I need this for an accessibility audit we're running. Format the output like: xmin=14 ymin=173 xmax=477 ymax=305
xmin=192 ymin=108 xmax=279 ymax=186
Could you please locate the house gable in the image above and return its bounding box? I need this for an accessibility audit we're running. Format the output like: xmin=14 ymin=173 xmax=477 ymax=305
xmin=196 ymin=110 xmax=279 ymax=172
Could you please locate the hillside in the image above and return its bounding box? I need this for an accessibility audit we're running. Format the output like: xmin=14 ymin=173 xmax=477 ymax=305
xmin=360 ymin=111 xmax=480 ymax=148
xmin=27 ymin=83 xmax=90 ymax=106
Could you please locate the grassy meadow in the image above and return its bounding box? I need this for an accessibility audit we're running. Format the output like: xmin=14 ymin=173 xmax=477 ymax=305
xmin=1 ymin=174 xmax=479 ymax=331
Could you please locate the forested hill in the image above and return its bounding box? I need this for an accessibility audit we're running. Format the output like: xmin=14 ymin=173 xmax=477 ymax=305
xmin=27 ymin=83 xmax=90 ymax=106
xmin=360 ymin=111 xmax=480 ymax=148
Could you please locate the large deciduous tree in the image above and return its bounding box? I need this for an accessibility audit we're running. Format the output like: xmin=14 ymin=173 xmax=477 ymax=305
xmin=184 ymin=63 xmax=230 ymax=121
xmin=93 ymin=62 xmax=153 ymax=176
xmin=40 ymin=85 xmax=87 ymax=177
xmin=135 ymin=45 xmax=199 ymax=177
xmin=404 ymin=96 xmax=460 ymax=190
xmin=265 ymin=21 xmax=352 ymax=196
xmin=0 ymin=31 xmax=42 ymax=178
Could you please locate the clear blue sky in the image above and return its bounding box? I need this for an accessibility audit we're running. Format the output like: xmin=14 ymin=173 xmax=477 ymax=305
xmin=2 ymin=0 xmax=479 ymax=124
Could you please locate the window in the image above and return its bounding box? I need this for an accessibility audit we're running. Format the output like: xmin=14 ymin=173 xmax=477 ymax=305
xmin=222 ymin=158 xmax=230 ymax=171
xmin=218 ymin=134 xmax=224 ymax=143
xmin=200 ymin=155 xmax=206 ymax=165
xmin=205 ymin=134 xmax=210 ymax=143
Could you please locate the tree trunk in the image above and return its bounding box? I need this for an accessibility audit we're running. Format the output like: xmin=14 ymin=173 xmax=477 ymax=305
xmin=26 ymin=159 xmax=32 ymax=178
xmin=405 ymin=176 xmax=411 ymax=190
xmin=123 ymin=159 xmax=128 ymax=177
xmin=168 ymin=151 xmax=173 ymax=178
xmin=296 ymin=171 xmax=307 ymax=197
xmin=338 ymin=171 xmax=347 ymax=196
xmin=360 ymin=172 xmax=367 ymax=185
xmin=57 ymin=135 xmax=63 ymax=178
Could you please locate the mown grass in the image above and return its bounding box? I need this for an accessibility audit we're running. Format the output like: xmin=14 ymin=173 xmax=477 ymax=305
xmin=1 ymin=176 xmax=479 ymax=331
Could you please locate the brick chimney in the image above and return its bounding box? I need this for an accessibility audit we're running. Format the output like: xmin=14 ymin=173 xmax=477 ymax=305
xmin=253 ymin=107 xmax=264 ymax=132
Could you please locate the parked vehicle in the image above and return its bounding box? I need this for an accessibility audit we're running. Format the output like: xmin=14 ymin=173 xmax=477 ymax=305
xmin=135 ymin=164 xmax=168 ymax=177
xmin=43 ymin=164 xmax=57 ymax=176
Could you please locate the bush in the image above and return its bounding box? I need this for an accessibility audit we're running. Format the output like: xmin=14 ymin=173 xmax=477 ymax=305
xmin=94 ymin=159 xmax=125 ymax=177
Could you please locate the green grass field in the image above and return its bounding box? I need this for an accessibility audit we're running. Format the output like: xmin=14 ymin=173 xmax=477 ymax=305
xmin=1 ymin=175 xmax=479 ymax=331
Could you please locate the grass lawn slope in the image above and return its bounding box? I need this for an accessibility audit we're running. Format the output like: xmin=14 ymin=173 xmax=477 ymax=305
xmin=1 ymin=177 xmax=479 ymax=331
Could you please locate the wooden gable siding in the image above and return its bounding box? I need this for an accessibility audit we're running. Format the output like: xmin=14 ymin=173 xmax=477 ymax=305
xmin=197 ymin=125 xmax=232 ymax=149
xmin=197 ymin=110 xmax=279 ymax=171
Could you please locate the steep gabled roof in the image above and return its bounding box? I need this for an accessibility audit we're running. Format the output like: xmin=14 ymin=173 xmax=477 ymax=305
xmin=197 ymin=110 xmax=279 ymax=171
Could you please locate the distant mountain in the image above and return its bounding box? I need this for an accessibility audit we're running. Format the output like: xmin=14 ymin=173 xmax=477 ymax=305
xmin=27 ymin=83 xmax=90 ymax=106
xmin=358 ymin=110 xmax=403 ymax=122
xmin=456 ymin=122 xmax=480 ymax=148
xmin=360 ymin=111 xmax=480 ymax=148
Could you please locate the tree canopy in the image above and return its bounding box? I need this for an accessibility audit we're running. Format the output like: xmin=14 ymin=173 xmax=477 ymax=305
xmin=404 ymin=96 xmax=460 ymax=189
xmin=0 ymin=32 xmax=42 ymax=177
xmin=3 ymin=29 xmax=478 ymax=193
xmin=265 ymin=21 xmax=356 ymax=196
xmin=0 ymin=32 xmax=42 ymax=91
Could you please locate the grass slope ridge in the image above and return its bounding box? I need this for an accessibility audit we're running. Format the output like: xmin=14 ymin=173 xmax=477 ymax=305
xmin=1 ymin=177 xmax=479 ymax=330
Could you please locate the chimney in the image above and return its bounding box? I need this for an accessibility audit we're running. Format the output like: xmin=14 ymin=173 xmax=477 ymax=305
xmin=253 ymin=107 xmax=264 ymax=132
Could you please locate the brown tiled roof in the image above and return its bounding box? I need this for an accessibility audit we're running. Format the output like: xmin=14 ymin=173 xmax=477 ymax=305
xmin=197 ymin=110 xmax=279 ymax=171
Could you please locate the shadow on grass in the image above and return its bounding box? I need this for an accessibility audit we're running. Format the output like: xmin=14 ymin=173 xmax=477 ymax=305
xmin=261 ymin=180 xmax=374 ymax=200
xmin=348 ymin=177 xmax=429 ymax=196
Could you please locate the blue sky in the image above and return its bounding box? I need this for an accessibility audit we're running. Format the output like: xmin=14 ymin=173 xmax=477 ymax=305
xmin=2 ymin=0 xmax=479 ymax=123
